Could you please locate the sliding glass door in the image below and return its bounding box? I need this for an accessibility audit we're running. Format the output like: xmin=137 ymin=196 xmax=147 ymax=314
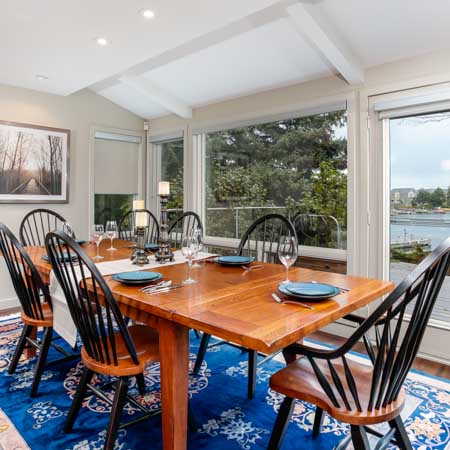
xmin=370 ymin=90 xmax=450 ymax=362
xmin=389 ymin=112 xmax=450 ymax=328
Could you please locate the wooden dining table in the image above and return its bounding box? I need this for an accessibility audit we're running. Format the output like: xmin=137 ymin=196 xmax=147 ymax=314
xmin=27 ymin=240 xmax=394 ymax=450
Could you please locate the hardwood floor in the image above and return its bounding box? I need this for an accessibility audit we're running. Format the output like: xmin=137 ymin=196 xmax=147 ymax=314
xmin=1 ymin=307 xmax=20 ymax=316
xmin=1 ymin=308 xmax=448 ymax=379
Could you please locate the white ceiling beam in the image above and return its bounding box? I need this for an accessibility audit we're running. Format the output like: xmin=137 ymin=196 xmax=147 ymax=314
xmin=286 ymin=2 xmax=364 ymax=85
xmin=90 ymin=0 xmax=299 ymax=94
xmin=120 ymin=75 xmax=192 ymax=119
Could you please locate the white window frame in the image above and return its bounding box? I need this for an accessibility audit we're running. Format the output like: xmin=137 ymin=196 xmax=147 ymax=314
xmin=368 ymin=83 xmax=450 ymax=363
xmin=88 ymin=126 xmax=145 ymax=237
xmin=191 ymin=95 xmax=356 ymax=264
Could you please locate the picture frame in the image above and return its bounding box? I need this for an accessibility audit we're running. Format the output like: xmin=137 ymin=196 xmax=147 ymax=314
xmin=0 ymin=120 xmax=70 ymax=203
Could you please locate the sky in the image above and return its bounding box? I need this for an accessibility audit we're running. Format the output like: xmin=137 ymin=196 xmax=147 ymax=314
xmin=390 ymin=112 xmax=450 ymax=189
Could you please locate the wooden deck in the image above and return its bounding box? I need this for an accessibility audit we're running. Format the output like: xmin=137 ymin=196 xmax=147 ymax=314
xmin=391 ymin=262 xmax=450 ymax=323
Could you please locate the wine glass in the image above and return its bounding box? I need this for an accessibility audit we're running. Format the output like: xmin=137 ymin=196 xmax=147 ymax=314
xmin=106 ymin=220 xmax=118 ymax=251
xmin=181 ymin=234 xmax=198 ymax=285
xmin=191 ymin=228 xmax=203 ymax=269
xmin=91 ymin=224 xmax=104 ymax=260
xmin=62 ymin=222 xmax=75 ymax=238
xmin=278 ymin=236 xmax=298 ymax=284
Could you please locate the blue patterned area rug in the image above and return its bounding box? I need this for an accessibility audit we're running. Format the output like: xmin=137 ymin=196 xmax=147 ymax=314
xmin=0 ymin=314 xmax=449 ymax=450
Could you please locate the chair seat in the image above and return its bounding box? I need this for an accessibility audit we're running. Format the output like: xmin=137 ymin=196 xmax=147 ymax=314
xmin=81 ymin=325 xmax=159 ymax=377
xmin=21 ymin=302 xmax=53 ymax=327
xmin=270 ymin=356 xmax=405 ymax=425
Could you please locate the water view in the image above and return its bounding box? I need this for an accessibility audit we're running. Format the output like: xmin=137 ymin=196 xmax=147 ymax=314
xmin=391 ymin=212 xmax=450 ymax=249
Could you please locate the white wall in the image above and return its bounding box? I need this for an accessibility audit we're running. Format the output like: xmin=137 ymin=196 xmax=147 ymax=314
xmin=0 ymin=85 xmax=144 ymax=310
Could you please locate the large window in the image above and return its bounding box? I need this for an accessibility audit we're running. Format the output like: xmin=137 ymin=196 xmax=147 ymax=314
xmin=389 ymin=111 xmax=450 ymax=324
xmin=204 ymin=110 xmax=347 ymax=249
xmin=160 ymin=138 xmax=184 ymax=222
xmin=94 ymin=133 xmax=143 ymax=226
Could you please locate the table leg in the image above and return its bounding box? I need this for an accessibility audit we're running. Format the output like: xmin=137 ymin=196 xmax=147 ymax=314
xmin=158 ymin=319 xmax=189 ymax=450
xmin=25 ymin=326 xmax=37 ymax=359
xmin=282 ymin=338 xmax=304 ymax=364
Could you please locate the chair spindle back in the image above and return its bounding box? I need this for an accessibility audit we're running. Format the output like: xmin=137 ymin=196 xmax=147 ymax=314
xmin=168 ymin=212 xmax=203 ymax=249
xmin=0 ymin=223 xmax=50 ymax=321
xmin=237 ymin=214 xmax=297 ymax=264
xmin=45 ymin=231 xmax=138 ymax=367
xmin=118 ymin=209 xmax=159 ymax=244
xmin=301 ymin=236 xmax=450 ymax=414
xmin=19 ymin=208 xmax=67 ymax=247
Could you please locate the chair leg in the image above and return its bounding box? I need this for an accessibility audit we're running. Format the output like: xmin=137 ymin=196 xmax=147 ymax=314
xmin=64 ymin=367 xmax=94 ymax=432
xmin=188 ymin=399 xmax=198 ymax=432
xmin=30 ymin=327 xmax=52 ymax=397
xmin=312 ymin=407 xmax=324 ymax=438
xmin=8 ymin=324 xmax=33 ymax=374
xmin=104 ymin=377 xmax=129 ymax=450
xmin=389 ymin=416 xmax=413 ymax=450
xmin=248 ymin=350 xmax=257 ymax=399
xmin=268 ymin=397 xmax=295 ymax=450
xmin=194 ymin=329 xmax=200 ymax=339
xmin=136 ymin=374 xmax=146 ymax=396
xmin=193 ymin=333 xmax=211 ymax=374
xmin=350 ymin=425 xmax=370 ymax=450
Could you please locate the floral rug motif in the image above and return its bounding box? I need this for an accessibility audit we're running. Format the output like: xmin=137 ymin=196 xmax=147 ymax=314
xmin=0 ymin=314 xmax=448 ymax=449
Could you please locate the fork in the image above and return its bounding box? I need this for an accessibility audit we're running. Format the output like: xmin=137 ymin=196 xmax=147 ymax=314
xmin=139 ymin=280 xmax=167 ymax=291
xmin=140 ymin=280 xmax=172 ymax=292
xmin=271 ymin=292 xmax=314 ymax=310
xmin=144 ymin=284 xmax=183 ymax=295
xmin=241 ymin=264 xmax=263 ymax=272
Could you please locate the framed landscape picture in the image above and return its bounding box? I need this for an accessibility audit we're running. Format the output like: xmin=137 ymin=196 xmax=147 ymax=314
xmin=0 ymin=121 xmax=70 ymax=203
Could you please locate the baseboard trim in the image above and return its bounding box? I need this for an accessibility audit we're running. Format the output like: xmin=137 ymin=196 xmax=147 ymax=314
xmin=0 ymin=297 xmax=19 ymax=311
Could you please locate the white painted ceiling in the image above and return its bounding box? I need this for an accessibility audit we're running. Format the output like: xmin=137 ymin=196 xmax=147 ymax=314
xmin=3 ymin=0 xmax=450 ymax=118
xmin=0 ymin=0 xmax=279 ymax=95
xmin=141 ymin=18 xmax=330 ymax=107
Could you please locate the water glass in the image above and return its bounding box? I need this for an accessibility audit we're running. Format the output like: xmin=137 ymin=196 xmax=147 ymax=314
xmin=106 ymin=220 xmax=118 ymax=251
xmin=181 ymin=234 xmax=198 ymax=285
xmin=91 ymin=224 xmax=104 ymax=260
xmin=278 ymin=236 xmax=298 ymax=284
xmin=62 ymin=222 xmax=75 ymax=238
xmin=191 ymin=228 xmax=203 ymax=269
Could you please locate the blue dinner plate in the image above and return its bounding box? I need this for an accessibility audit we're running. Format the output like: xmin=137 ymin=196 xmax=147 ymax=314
xmin=144 ymin=243 xmax=159 ymax=252
xmin=112 ymin=271 xmax=163 ymax=285
xmin=214 ymin=255 xmax=255 ymax=266
xmin=41 ymin=252 xmax=77 ymax=262
xmin=278 ymin=282 xmax=339 ymax=301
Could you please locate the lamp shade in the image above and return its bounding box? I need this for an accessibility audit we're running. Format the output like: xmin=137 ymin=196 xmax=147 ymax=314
xmin=133 ymin=199 xmax=145 ymax=210
xmin=158 ymin=181 xmax=170 ymax=196
xmin=135 ymin=211 xmax=148 ymax=227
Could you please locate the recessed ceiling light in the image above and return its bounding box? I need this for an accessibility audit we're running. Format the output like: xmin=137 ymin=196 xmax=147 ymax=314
xmin=140 ymin=9 xmax=155 ymax=19
xmin=36 ymin=74 xmax=48 ymax=81
xmin=95 ymin=37 xmax=109 ymax=46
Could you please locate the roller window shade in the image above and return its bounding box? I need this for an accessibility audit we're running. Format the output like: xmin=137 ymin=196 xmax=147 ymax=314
xmin=94 ymin=139 xmax=140 ymax=195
